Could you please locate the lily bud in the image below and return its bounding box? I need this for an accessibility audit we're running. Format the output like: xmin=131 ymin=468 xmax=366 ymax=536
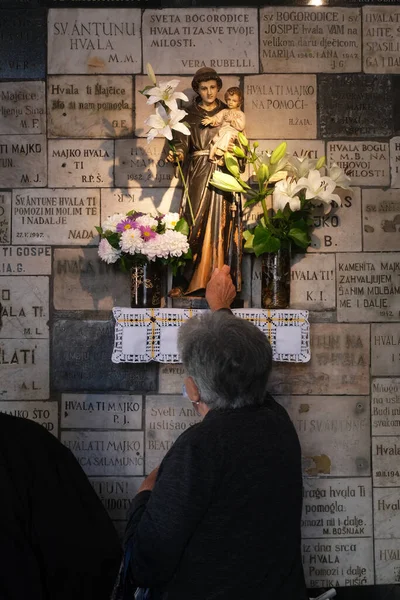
xmin=225 ymin=152 xmax=240 ymax=178
xmin=270 ymin=142 xmax=287 ymax=165
xmin=210 ymin=171 xmax=245 ymax=193
xmin=146 ymin=63 xmax=157 ymax=85
xmin=237 ymin=132 xmax=249 ymax=148
xmin=315 ymin=155 xmax=326 ymax=170
xmin=253 ymin=141 xmax=259 ymax=149
xmin=257 ymin=163 xmax=269 ymax=185
xmin=232 ymin=145 xmax=246 ymax=158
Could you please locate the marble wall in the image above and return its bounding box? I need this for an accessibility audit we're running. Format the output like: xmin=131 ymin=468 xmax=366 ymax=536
xmin=0 ymin=0 xmax=400 ymax=591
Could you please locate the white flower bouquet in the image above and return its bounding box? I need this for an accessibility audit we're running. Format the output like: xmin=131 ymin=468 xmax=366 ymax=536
xmin=96 ymin=211 xmax=192 ymax=274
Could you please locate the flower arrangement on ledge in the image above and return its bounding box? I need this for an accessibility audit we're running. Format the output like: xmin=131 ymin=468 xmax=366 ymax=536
xmin=96 ymin=211 xmax=192 ymax=275
xmin=210 ymin=135 xmax=352 ymax=256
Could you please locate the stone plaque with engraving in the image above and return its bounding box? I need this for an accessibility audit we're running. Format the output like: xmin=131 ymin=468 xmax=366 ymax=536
xmin=0 ymin=400 xmax=57 ymax=436
xmin=52 ymin=320 xmax=157 ymax=392
xmin=134 ymin=75 xmax=240 ymax=138
xmin=363 ymin=189 xmax=400 ymax=252
xmin=158 ymin=364 xmax=187 ymax=394
xmin=310 ymin=187 xmax=362 ymax=253
xmin=62 ymin=430 xmax=144 ymax=476
xmin=373 ymin=436 xmax=400 ymax=486
xmin=48 ymin=9 xmax=142 ymax=74
xmin=319 ymin=74 xmax=392 ymax=138
xmin=245 ymin=75 xmax=317 ymax=139
xmin=0 ymin=277 xmax=48 ymax=338
xmin=115 ymin=138 xmax=178 ymax=189
xmin=278 ymin=395 xmax=370 ymax=477
xmin=372 ymin=378 xmax=400 ymax=436
xmin=142 ymin=8 xmax=258 ymax=74
xmin=337 ymin=253 xmax=400 ymax=322
xmin=48 ymin=140 xmax=113 ymax=188
xmin=91 ymin=477 xmax=143 ymax=520
xmin=145 ymin=395 xmax=201 ymax=473
xmin=0 ymin=192 xmax=11 ymax=245
xmin=375 ymin=539 xmax=400 ymax=585
xmin=53 ymin=247 xmax=130 ymax=310
xmin=101 ymin=188 xmax=181 ymax=221
xmin=12 ymin=188 xmax=99 ymax=246
xmin=372 ymin=324 xmax=400 ymax=377
xmin=0 ymin=246 xmax=51 ymax=276
xmin=328 ymin=141 xmax=389 ymax=187
xmin=0 ymin=338 xmax=49 ymax=400
xmin=0 ymin=82 xmax=46 ymax=135
xmin=0 ymin=10 xmax=46 ymax=79
xmin=62 ymin=393 xmax=142 ymax=429
xmin=302 ymin=477 xmax=372 ymax=538
xmin=374 ymin=488 xmax=400 ymax=540
xmin=47 ymin=75 xmax=133 ymax=138
xmin=390 ymin=137 xmax=400 ymax=188
xmin=363 ymin=7 xmax=400 ymax=74
xmin=290 ymin=254 xmax=336 ymax=311
xmin=0 ymin=134 xmax=46 ymax=187
xmin=260 ymin=7 xmax=361 ymax=73
xmin=268 ymin=323 xmax=370 ymax=396
xmin=302 ymin=538 xmax=373 ymax=588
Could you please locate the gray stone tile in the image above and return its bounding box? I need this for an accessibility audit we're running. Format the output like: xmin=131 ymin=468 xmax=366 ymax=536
xmin=90 ymin=477 xmax=143 ymax=520
xmin=390 ymin=137 xmax=400 ymax=188
xmin=0 ymin=134 xmax=46 ymax=187
xmin=373 ymin=436 xmax=400 ymax=487
xmin=290 ymin=254 xmax=336 ymax=311
xmin=0 ymin=192 xmax=11 ymax=245
xmin=374 ymin=488 xmax=400 ymax=540
xmin=375 ymin=539 xmax=400 ymax=584
xmin=371 ymin=324 xmax=400 ymax=377
xmin=100 ymin=188 xmax=181 ymax=222
xmin=48 ymin=140 xmax=114 ymax=188
xmin=0 ymin=400 xmax=57 ymax=436
xmin=328 ymin=141 xmax=390 ymax=187
xmin=0 ymin=338 xmax=49 ymax=400
xmin=0 ymin=10 xmax=46 ymax=79
xmin=158 ymin=363 xmax=187 ymax=394
xmin=363 ymin=7 xmax=400 ymax=74
xmin=0 ymin=81 xmax=46 ymax=135
xmin=0 ymin=276 xmax=48 ymax=338
xmin=0 ymin=246 xmax=51 ymax=276
xmin=362 ymin=190 xmax=400 ymax=252
xmin=372 ymin=378 xmax=400 ymax=436
xmin=62 ymin=393 xmax=142 ymax=429
xmin=115 ymin=138 xmax=179 ymax=189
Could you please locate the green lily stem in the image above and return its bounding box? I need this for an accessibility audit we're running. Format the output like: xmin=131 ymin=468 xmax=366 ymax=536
xmin=260 ymin=196 xmax=270 ymax=227
xmin=169 ymin=142 xmax=195 ymax=226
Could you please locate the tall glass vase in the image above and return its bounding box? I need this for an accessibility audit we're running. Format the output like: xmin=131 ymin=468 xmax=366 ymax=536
xmin=261 ymin=245 xmax=291 ymax=309
xmin=130 ymin=262 xmax=164 ymax=308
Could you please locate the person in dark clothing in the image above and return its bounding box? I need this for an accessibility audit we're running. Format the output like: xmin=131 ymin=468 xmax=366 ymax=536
xmin=125 ymin=266 xmax=307 ymax=600
xmin=0 ymin=412 xmax=121 ymax=600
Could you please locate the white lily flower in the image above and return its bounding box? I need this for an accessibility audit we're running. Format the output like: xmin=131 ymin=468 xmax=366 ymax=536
xmin=297 ymin=170 xmax=341 ymax=209
xmin=328 ymin=162 xmax=352 ymax=189
xmin=145 ymin=79 xmax=189 ymax=111
xmin=287 ymin=156 xmax=318 ymax=178
xmin=145 ymin=104 xmax=190 ymax=143
xmin=273 ymin=178 xmax=302 ymax=212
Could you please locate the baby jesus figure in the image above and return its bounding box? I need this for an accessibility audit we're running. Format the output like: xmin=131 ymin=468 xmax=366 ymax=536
xmin=201 ymin=86 xmax=245 ymax=164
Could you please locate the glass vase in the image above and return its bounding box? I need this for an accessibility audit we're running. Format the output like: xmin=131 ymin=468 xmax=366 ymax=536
xmin=261 ymin=245 xmax=291 ymax=309
xmin=130 ymin=262 xmax=164 ymax=308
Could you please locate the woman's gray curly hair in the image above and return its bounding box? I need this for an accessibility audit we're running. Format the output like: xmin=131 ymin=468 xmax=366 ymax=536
xmin=178 ymin=311 xmax=272 ymax=410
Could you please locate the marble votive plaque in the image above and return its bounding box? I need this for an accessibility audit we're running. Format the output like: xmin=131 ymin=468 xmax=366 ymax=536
xmin=101 ymin=188 xmax=181 ymax=221
xmin=0 ymin=82 xmax=46 ymax=135
xmin=142 ymin=8 xmax=258 ymax=74
xmin=90 ymin=477 xmax=143 ymax=520
xmin=319 ymin=74 xmax=392 ymax=138
xmin=372 ymin=436 xmax=400 ymax=487
xmin=48 ymin=140 xmax=114 ymax=188
xmin=47 ymin=75 xmax=133 ymax=138
xmin=268 ymin=323 xmax=370 ymax=396
xmin=302 ymin=538 xmax=373 ymax=588
xmin=0 ymin=134 xmax=46 ymax=187
xmin=0 ymin=400 xmax=57 ymax=436
xmin=0 ymin=10 xmax=46 ymax=79
xmin=260 ymin=7 xmax=361 ymax=73
xmin=158 ymin=363 xmax=187 ymax=394
xmin=371 ymin=324 xmax=400 ymax=377
xmin=290 ymin=254 xmax=335 ymax=311
xmin=362 ymin=189 xmax=400 ymax=252
xmin=0 ymin=246 xmax=51 ymax=276
xmin=310 ymin=187 xmax=362 ymax=253
xmin=0 ymin=192 xmax=11 ymax=245
xmin=48 ymin=9 xmax=142 ymax=74
xmin=145 ymin=394 xmax=201 ymax=473
xmin=327 ymin=140 xmax=389 ymax=187
xmin=53 ymin=247 xmax=130 ymax=310
xmin=372 ymin=378 xmax=400 ymax=436
xmin=375 ymin=539 xmax=400 ymax=585
xmin=390 ymin=137 xmax=400 ymax=188
xmin=336 ymin=253 xmax=400 ymax=322
xmin=363 ymin=7 xmax=400 ymax=74
xmin=62 ymin=393 xmax=142 ymax=429
xmin=12 ymin=188 xmax=100 ymax=246
xmin=115 ymin=138 xmax=178 ymax=188
xmin=244 ymin=74 xmax=317 ymax=139
xmin=52 ymin=320 xmax=157 ymax=392
xmin=302 ymin=477 xmax=372 ymax=538
xmin=374 ymin=488 xmax=400 ymax=540
xmin=279 ymin=395 xmax=370 ymax=477
xmin=0 ymin=338 xmax=49 ymax=400
xmin=0 ymin=276 xmax=49 ymax=338
xmin=61 ymin=430 xmax=144 ymax=476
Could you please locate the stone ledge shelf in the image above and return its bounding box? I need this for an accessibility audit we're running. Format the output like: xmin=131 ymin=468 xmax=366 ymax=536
xmin=112 ymin=308 xmax=310 ymax=364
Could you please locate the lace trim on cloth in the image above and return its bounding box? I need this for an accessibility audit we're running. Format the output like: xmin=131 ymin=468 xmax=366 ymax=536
xmin=112 ymin=308 xmax=310 ymax=364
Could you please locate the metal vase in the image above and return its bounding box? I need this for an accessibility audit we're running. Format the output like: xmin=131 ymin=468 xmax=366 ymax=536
xmin=261 ymin=245 xmax=291 ymax=309
xmin=130 ymin=262 xmax=163 ymax=308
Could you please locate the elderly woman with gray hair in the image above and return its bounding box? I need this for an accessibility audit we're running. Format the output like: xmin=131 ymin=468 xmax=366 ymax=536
xmin=124 ymin=267 xmax=307 ymax=600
